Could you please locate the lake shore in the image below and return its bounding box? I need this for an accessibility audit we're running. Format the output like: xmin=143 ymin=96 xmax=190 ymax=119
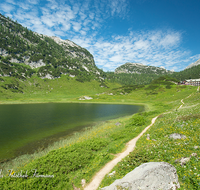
xmin=0 ymin=85 xmax=199 ymax=189
xmin=0 ymin=113 xmax=138 ymax=173
xmin=0 ymin=102 xmax=144 ymax=162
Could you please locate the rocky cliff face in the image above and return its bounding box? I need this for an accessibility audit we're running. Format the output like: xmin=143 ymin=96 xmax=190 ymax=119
xmin=49 ymin=36 xmax=94 ymax=62
xmin=115 ymin=62 xmax=174 ymax=75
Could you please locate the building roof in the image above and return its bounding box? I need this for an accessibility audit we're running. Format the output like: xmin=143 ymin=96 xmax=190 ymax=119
xmin=186 ymin=79 xmax=200 ymax=82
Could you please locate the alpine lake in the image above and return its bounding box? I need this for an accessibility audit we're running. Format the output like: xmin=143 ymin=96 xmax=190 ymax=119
xmin=0 ymin=103 xmax=143 ymax=162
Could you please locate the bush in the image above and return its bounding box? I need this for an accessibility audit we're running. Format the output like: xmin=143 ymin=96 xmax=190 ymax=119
xmin=126 ymin=114 xmax=146 ymax=127
xmin=165 ymin=85 xmax=171 ymax=89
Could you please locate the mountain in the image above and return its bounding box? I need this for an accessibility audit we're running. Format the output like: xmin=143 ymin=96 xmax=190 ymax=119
xmin=115 ymin=62 xmax=174 ymax=75
xmin=0 ymin=13 xmax=104 ymax=82
xmin=108 ymin=62 xmax=175 ymax=85
xmin=112 ymin=61 xmax=200 ymax=85
xmin=184 ymin=58 xmax=200 ymax=70
xmin=0 ymin=13 xmax=199 ymax=89
xmin=169 ymin=64 xmax=200 ymax=81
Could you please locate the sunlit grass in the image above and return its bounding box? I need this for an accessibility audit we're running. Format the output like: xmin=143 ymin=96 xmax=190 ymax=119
xmin=100 ymin=89 xmax=200 ymax=190
xmin=0 ymin=112 xmax=158 ymax=189
xmin=0 ymin=79 xmax=198 ymax=189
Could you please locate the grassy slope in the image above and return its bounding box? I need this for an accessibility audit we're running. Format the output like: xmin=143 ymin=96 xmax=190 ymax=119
xmin=100 ymin=86 xmax=200 ymax=190
xmin=0 ymin=80 xmax=199 ymax=189
xmin=0 ymin=75 xmax=121 ymax=103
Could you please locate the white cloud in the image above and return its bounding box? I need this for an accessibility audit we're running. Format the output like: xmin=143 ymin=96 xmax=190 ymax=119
xmin=18 ymin=2 xmax=32 ymax=10
xmin=41 ymin=16 xmax=55 ymax=27
xmin=72 ymin=30 xmax=197 ymax=71
xmin=61 ymin=23 xmax=71 ymax=31
xmin=89 ymin=13 xmax=94 ymax=20
xmin=188 ymin=54 xmax=200 ymax=61
xmin=72 ymin=21 xmax=82 ymax=32
xmin=6 ymin=0 xmax=16 ymax=5
xmin=27 ymin=0 xmax=39 ymax=4
xmin=134 ymin=40 xmax=150 ymax=50
xmin=80 ymin=30 xmax=87 ymax=36
xmin=0 ymin=3 xmax=14 ymax=12
xmin=0 ymin=0 xmax=197 ymax=72
xmin=109 ymin=0 xmax=128 ymax=17
xmin=109 ymin=55 xmax=124 ymax=62
xmin=1 ymin=0 xmax=129 ymax=39
xmin=46 ymin=0 xmax=59 ymax=10
xmin=79 ymin=11 xmax=87 ymax=20
xmin=34 ymin=25 xmax=55 ymax=36
xmin=159 ymin=33 xmax=181 ymax=48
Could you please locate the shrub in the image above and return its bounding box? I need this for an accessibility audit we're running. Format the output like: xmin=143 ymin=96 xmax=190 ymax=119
xmin=126 ymin=114 xmax=146 ymax=128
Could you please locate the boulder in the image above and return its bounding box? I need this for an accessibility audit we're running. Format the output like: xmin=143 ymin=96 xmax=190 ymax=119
xmin=175 ymin=153 xmax=198 ymax=166
xmin=102 ymin=162 xmax=180 ymax=190
xmin=108 ymin=171 xmax=116 ymax=177
xmin=81 ymin=179 xmax=86 ymax=188
xmin=169 ymin=133 xmax=186 ymax=140
xmin=115 ymin=122 xmax=121 ymax=126
xmin=146 ymin=134 xmax=150 ymax=140
xmin=175 ymin=157 xmax=190 ymax=166
xmin=79 ymin=96 xmax=93 ymax=100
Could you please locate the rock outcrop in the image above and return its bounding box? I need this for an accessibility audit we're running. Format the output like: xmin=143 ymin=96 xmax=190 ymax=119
xmin=115 ymin=62 xmax=173 ymax=75
xmin=185 ymin=58 xmax=200 ymax=70
xmin=169 ymin=133 xmax=187 ymax=140
xmin=79 ymin=96 xmax=93 ymax=100
xmin=102 ymin=162 xmax=180 ymax=190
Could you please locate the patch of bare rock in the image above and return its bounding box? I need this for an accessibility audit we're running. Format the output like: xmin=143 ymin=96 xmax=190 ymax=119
xmin=79 ymin=96 xmax=93 ymax=100
xmin=115 ymin=122 xmax=121 ymax=126
xmin=175 ymin=153 xmax=198 ymax=166
xmin=169 ymin=133 xmax=187 ymax=140
xmin=101 ymin=162 xmax=180 ymax=190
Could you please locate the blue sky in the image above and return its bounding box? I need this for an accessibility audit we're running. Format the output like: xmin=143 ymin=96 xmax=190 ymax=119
xmin=0 ymin=0 xmax=200 ymax=72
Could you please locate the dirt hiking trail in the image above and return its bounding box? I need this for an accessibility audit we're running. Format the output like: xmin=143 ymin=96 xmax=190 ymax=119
xmin=84 ymin=90 xmax=193 ymax=190
xmin=84 ymin=116 xmax=158 ymax=190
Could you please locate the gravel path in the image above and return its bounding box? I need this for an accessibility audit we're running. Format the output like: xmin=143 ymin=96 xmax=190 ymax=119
xmin=84 ymin=116 xmax=158 ymax=190
xmin=84 ymin=91 xmax=193 ymax=190
xmin=84 ymin=91 xmax=191 ymax=190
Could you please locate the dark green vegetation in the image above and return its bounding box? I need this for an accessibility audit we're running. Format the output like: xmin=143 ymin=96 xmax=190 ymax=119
xmin=106 ymin=72 xmax=165 ymax=85
xmin=115 ymin=62 xmax=172 ymax=74
xmin=104 ymin=76 xmax=178 ymax=96
xmin=106 ymin=61 xmax=200 ymax=85
xmin=105 ymin=64 xmax=200 ymax=85
xmin=170 ymin=64 xmax=200 ymax=81
xmin=0 ymin=13 xmax=104 ymax=82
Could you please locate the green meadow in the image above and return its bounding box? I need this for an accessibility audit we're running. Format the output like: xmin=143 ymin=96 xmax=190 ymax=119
xmin=0 ymin=75 xmax=121 ymax=104
xmin=0 ymin=76 xmax=199 ymax=189
xmin=100 ymin=87 xmax=200 ymax=190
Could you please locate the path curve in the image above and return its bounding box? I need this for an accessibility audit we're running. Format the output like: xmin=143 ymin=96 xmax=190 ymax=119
xmin=84 ymin=116 xmax=158 ymax=190
xmin=84 ymin=92 xmax=189 ymax=190
xmin=179 ymin=99 xmax=184 ymax=109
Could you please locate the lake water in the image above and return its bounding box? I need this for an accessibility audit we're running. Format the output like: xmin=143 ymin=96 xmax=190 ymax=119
xmin=0 ymin=103 xmax=142 ymax=161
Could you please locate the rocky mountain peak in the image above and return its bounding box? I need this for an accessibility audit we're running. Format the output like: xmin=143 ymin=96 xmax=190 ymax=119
xmin=115 ymin=62 xmax=173 ymax=75
xmin=185 ymin=58 xmax=200 ymax=70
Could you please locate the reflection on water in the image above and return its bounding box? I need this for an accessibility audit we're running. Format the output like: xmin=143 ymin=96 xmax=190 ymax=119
xmin=0 ymin=103 xmax=142 ymax=161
